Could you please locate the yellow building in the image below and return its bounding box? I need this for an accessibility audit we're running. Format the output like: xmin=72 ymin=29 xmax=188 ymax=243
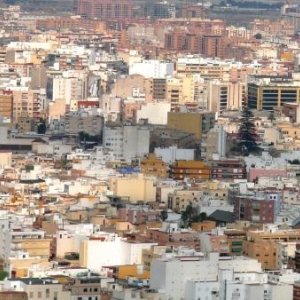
xmin=167 ymin=111 xmax=215 ymax=139
xmin=140 ymin=153 xmax=168 ymax=178
xmin=109 ymin=173 xmax=156 ymax=203
xmin=166 ymin=75 xmax=198 ymax=109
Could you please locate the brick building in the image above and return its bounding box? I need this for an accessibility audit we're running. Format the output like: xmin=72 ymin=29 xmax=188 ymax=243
xmin=77 ymin=0 xmax=133 ymax=20
xmin=210 ymin=159 xmax=246 ymax=181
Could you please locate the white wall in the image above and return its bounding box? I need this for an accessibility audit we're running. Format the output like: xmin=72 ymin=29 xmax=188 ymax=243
xmin=155 ymin=146 xmax=195 ymax=164
xmin=136 ymin=103 xmax=171 ymax=125
xmin=129 ymin=60 xmax=174 ymax=79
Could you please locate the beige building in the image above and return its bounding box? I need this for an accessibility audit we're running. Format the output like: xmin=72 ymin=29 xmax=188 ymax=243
xmin=208 ymin=80 xmax=246 ymax=113
xmin=0 ymin=151 xmax=12 ymax=168
xmin=0 ymin=226 xmax=52 ymax=277
xmin=12 ymin=89 xmax=45 ymax=124
xmin=17 ymin=112 xmax=35 ymax=133
xmin=166 ymin=75 xmax=198 ymax=109
xmin=113 ymin=74 xmax=145 ymax=99
xmin=48 ymin=99 xmax=66 ymax=121
xmin=168 ymin=190 xmax=202 ymax=212
xmin=109 ymin=173 xmax=156 ymax=203
xmin=62 ymin=113 xmax=104 ymax=135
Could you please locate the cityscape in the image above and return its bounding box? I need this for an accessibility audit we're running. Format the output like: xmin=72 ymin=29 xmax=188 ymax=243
xmin=0 ymin=0 xmax=300 ymax=299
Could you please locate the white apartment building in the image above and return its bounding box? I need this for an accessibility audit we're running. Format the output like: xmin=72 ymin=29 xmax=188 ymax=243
xmin=52 ymin=77 xmax=86 ymax=104
xmin=80 ymin=232 xmax=157 ymax=272
xmin=151 ymin=252 xmax=293 ymax=300
xmin=103 ymin=125 xmax=150 ymax=161
xmin=129 ymin=60 xmax=174 ymax=79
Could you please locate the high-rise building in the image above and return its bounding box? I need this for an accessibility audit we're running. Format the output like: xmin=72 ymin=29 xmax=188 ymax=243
xmin=77 ymin=0 xmax=133 ymax=20
xmin=247 ymin=75 xmax=300 ymax=111
xmin=208 ymin=80 xmax=246 ymax=113
xmin=103 ymin=125 xmax=150 ymax=161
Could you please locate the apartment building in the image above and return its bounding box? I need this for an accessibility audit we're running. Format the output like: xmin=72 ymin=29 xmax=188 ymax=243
xmin=80 ymin=233 xmax=157 ymax=271
xmin=176 ymin=56 xmax=230 ymax=81
xmin=243 ymin=226 xmax=300 ymax=270
xmin=12 ymin=89 xmax=46 ymax=124
xmin=77 ymin=0 xmax=133 ymax=20
xmin=166 ymin=75 xmax=198 ymax=109
xmin=103 ymin=125 xmax=150 ymax=161
xmin=150 ymin=252 xmax=265 ymax=300
xmin=145 ymin=223 xmax=200 ymax=248
xmin=36 ymin=17 xmax=105 ymax=31
xmin=207 ymin=80 xmax=246 ymax=113
xmin=164 ymin=31 xmax=225 ymax=58
xmin=118 ymin=205 xmax=160 ymax=225
xmin=61 ymin=112 xmax=104 ymax=136
xmin=167 ymin=189 xmax=202 ymax=212
xmin=210 ymin=159 xmax=246 ymax=181
xmin=2 ymin=278 xmax=70 ymax=300
xmin=234 ymin=191 xmax=281 ymax=223
xmin=144 ymin=78 xmax=166 ymax=102
xmin=169 ymin=160 xmax=210 ymax=180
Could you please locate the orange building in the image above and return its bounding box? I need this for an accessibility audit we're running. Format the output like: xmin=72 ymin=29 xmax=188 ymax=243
xmin=140 ymin=153 xmax=168 ymax=178
xmin=169 ymin=160 xmax=210 ymax=180
xmin=243 ymin=228 xmax=300 ymax=270
xmin=106 ymin=264 xmax=150 ymax=280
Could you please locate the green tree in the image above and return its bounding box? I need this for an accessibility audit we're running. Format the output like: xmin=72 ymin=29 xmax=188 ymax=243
xmin=238 ymin=106 xmax=260 ymax=156
xmin=254 ymin=33 xmax=262 ymax=39
xmin=160 ymin=209 xmax=168 ymax=221
xmin=37 ymin=118 xmax=46 ymax=134
xmin=181 ymin=203 xmax=198 ymax=228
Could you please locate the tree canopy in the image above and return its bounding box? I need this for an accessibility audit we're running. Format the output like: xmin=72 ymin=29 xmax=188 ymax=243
xmin=237 ymin=106 xmax=260 ymax=156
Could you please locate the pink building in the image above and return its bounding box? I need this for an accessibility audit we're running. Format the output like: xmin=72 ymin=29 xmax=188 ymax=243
xmin=249 ymin=168 xmax=287 ymax=182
